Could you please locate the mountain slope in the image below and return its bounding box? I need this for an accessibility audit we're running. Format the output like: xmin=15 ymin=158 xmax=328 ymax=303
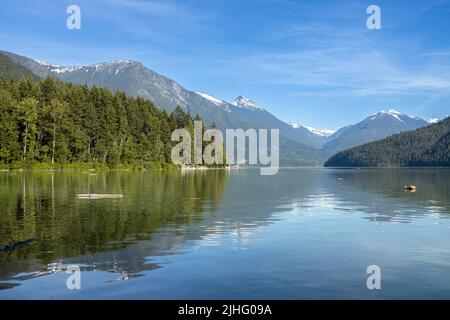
xmin=323 ymin=110 xmax=428 ymax=154
xmin=324 ymin=117 xmax=450 ymax=167
xmin=0 ymin=53 xmax=39 ymax=81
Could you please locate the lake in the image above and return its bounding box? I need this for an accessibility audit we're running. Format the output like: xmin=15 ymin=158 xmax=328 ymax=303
xmin=1 ymin=168 xmax=450 ymax=299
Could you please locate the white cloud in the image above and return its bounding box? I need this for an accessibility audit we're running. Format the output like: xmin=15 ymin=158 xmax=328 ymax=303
xmin=236 ymin=22 xmax=450 ymax=98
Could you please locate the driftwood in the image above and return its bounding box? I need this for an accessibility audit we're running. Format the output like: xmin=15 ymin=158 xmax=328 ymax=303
xmin=77 ymin=194 xmax=123 ymax=200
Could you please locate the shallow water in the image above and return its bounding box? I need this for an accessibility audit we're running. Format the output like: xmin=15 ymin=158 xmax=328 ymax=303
xmin=0 ymin=168 xmax=450 ymax=299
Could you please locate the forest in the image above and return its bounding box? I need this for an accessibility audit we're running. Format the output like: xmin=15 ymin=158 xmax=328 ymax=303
xmin=324 ymin=117 xmax=450 ymax=167
xmin=0 ymin=75 xmax=205 ymax=170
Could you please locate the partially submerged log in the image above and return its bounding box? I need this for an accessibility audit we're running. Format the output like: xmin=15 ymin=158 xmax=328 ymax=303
xmin=77 ymin=194 xmax=123 ymax=200
xmin=0 ymin=238 xmax=37 ymax=254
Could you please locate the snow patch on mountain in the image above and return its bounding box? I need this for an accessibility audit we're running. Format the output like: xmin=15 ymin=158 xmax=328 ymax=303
xmin=36 ymin=60 xmax=60 ymax=68
xmin=196 ymin=92 xmax=224 ymax=106
xmin=428 ymin=118 xmax=439 ymax=124
xmin=383 ymin=109 xmax=404 ymax=122
xmin=303 ymin=126 xmax=336 ymax=137
xmin=367 ymin=109 xmax=428 ymax=125
xmin=286 ymin=121 xmax=335 ymax=137
xmin=385 ymin=109 xmax=403 ymax=115
xmin=36 ymin=59 xmax=140 ymax=75
xmin=369 ymin=109 xmax=407 ymax=122
xmin=195 ymin=92 xmax=232 ymax=112
xmin=89 ymin=60 xmax=138 ymax=71
xmin=286 ymin=121 xmax=301 ymax=129
xmin=50 ymin=66 xmax=82 ymax=74
xmin=232 ymin=96 xmax=263 ymax=110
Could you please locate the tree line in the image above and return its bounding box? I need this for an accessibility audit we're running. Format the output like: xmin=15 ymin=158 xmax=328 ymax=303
xmin=0 ymin=75 xmax=208 ymax=169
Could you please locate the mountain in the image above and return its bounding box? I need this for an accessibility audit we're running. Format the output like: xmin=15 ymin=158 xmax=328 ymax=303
xmin=194 ymin=93 xmax=327 ymax=165
xmin=1 ymin=50 xmax=324 ymax=165
xmin=285 ymin=109 xmax=429 ymax=156
xmin=196 ymin=92 xmax=326 ymax=148
xmin=324 ymin=117 xmax=450 ymax=167
xmin=322 ymin=110 xmax=428 ymax=154
xmin=0 ymin=53 xmax=39 ymax=81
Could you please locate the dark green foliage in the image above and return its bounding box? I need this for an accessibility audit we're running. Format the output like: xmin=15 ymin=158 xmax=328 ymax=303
xmin=324 ymin=118 xmax=450 ymax=167
xmin=0 ymin=170 xmax=228 ymax=270
xmin=0 ymin=53 xmax=39 ymax=81
xmin=0 ymin=75 xmax=197 ymax=168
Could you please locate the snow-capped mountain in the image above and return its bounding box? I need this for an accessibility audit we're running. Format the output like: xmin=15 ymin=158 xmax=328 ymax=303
xmin=367 ymin=109 xmax=425 ymax=125
xmin=189 ymin=91 xmax=430 ymax=156
xmin=323 ymin=109 xmax=428 ymax=154
xmin=370 ymin=109 xmax=404 ymax=121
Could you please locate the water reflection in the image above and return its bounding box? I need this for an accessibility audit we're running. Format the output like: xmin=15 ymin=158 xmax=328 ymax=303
xmin=1 ymin=168 xmax=450 ymax=298
xmin=325 ymin=168 xmax=450 ymax=222
xmin=0 ymin=170 xmax=228 ymax=283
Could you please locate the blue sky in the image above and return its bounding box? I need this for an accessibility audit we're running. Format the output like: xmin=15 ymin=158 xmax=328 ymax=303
xmin=1 ymin=0 xmax=450 ymax=130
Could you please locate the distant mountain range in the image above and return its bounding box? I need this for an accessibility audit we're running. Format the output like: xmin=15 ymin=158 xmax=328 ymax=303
xmin=0 ymin=50 xmax=440 ymax=166
xmin=325 ymin=117 xmax=450 ymax=167
xmin=193 ymin=91 xmax=434 ymax=155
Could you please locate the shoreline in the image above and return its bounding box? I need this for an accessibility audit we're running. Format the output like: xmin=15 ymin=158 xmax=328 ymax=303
xmin=2 ymin=166 xmax=450 ymax=173
xmin=0 ymin=165 xmax=230 ymax=173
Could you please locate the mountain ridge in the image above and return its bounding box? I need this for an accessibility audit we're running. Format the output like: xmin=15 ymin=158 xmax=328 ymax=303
xmin=322 ymin=109 xmax=429 ymax=154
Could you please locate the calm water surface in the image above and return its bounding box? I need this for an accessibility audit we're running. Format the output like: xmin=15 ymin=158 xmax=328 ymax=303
xmin=0 ymin=168 xmax=450 ymax=299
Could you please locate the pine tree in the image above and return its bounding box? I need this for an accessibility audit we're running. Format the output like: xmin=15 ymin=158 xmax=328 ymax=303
xmin=17 ymin=98 xmax=38 ymax=162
